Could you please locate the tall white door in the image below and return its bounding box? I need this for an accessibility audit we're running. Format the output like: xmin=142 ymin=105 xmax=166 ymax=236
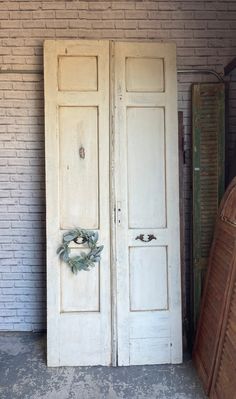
xmin=44 ymin=40 xmax=111 ymax=366
xmin=113 ymin=42 xmax=182 ymax=365
xmin=44 ymin=40 xmax=182 ymax=367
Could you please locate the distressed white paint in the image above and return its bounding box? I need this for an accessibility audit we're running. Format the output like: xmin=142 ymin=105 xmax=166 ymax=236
xmin=61 ymin=254 xmax=100 ymax=312
xmin=45 ymin=40 xmax=182 ymax=367
xmin=114 ymin=42 xmax=182 ymax=365
xmin=127 ymin=107 xmax=166 ymax=228
xmin=59 ymin=106 xmax=99 ymax=229
xmin=126 ymin=57 xmax=164 ymax=92
xmin=44 ymin=40 xmax=111 ymax=366
xmin=129 ymin=247 xmax=168 ymax=311
xmin=58 ymin=56 xmax=98 ymax=91
xmin=130 ymin=338 xmax=171 ymax=365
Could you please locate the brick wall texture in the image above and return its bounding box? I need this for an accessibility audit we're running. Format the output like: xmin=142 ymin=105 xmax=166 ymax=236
xmin=0 ymin=0 xmax=236 ymax=332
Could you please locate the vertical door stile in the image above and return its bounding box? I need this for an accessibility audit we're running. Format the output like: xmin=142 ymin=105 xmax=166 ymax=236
xmin=109 ymin=40 xmax=118 ymax=366
xmin=114 ymin=43 xmax=131 ymax=365
xmin=44 ymin=40 xmax=60 ymax=366
xmin=165 ymin=47 xmax=182 ymax=363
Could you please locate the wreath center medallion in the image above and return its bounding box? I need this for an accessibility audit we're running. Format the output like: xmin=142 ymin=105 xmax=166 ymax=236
xmin=57 ymin=228 xmax=104 ymax=275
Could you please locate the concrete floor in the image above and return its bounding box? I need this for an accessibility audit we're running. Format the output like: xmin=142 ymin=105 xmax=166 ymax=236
xmin=0 ymin=333 xmax=207 ymax=399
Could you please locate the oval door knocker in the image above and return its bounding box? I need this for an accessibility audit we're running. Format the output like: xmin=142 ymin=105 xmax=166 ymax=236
xmin=57 ymin=228 xmax=104 ymax=275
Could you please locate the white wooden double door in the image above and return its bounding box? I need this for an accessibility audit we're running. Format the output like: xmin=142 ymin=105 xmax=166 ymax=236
xmin=44 ymin=40 xmax=182 ymax=367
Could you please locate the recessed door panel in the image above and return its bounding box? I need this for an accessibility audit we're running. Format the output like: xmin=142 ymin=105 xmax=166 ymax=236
xmin=126 ymin=57 xmax=164 ymax=92
xmin=127 ymin=107 xmax=166 ymax=229
xmin=61 ymin=247 xmax=100 ymax=312
xmin=129 ymin=246 xmax=168 ymax=311
xmin=58 ymin=56 xmax=98 ymax=91
xmin=59 ymin=106 xmax=99 ymax=230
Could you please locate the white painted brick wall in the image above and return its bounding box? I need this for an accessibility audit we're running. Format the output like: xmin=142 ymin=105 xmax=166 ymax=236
xmin=0 ymin=0 xmax=236 ymax=332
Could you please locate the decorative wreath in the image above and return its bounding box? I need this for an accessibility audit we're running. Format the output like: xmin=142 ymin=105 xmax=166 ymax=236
xmin=57 ymin=228 xmax=104 ymax=275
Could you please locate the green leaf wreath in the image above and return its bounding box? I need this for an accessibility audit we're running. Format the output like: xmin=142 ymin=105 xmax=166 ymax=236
xmin=57 ymin=228 xmax=104 ymax=275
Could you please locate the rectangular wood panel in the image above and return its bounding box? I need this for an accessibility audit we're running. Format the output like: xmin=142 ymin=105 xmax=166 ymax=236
xmin=129 ymin=246 xmax=168 ymax=311
xmin=127 ymin=107 xmax=166 ymax=229
xmin=58 ymin=56 xmax=98 ymax=91
xmin=59 ymin=106 xmax=99 ymax=229
xmin=61 ymin=245 xmax=100 ymax=312
xmin=126 ymin=57 xmax=164 ymax=92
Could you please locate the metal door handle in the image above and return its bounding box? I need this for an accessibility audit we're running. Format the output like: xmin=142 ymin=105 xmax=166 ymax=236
xmin=135 ymin=234 xmax=157 ymax=242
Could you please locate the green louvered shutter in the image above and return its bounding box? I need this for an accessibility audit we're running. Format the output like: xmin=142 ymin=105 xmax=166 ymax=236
xmin=192 ymin=83 xmax=225 ymax=330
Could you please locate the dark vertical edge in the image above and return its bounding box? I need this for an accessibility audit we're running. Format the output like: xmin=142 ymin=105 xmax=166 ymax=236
xmin=178 ymin=111 xmax=187 ymax=349
xmin=218 ymin=84 xmax=226 ymax=201
xmin=224 ymin=82 xmax=230 ymax=186
xmin=192 ymin=84 xmax=202 ymax=332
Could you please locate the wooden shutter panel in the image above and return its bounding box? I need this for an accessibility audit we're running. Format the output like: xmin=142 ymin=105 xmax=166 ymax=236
xmin=210 ymin=278 xmax=236 ymax=399
xmin=193 ymin=177 xmax=236 ymax=396
xmin=209 ymin=179 xmax=236 ymax=399
xmin=192 ymin=83 xmax=225 ymax=329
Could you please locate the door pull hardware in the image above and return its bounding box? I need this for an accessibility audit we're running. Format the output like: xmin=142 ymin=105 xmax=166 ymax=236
xmin=73 ymin=236 xmax=87 ymax=245
xmin=79 ymin=146 xmax=85 ymax=159
xmin=135 ymin=234 xmax=157 ymax=242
